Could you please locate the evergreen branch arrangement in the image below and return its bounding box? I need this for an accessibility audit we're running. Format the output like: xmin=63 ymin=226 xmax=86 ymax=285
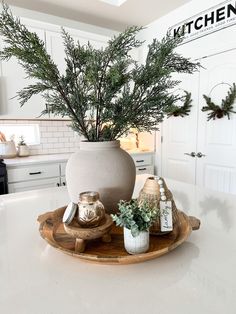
xmin=111 ymin=199 xmax=159 ymax=237
xmin=0 ymin=3 xmax=199 ymax=141
xmin=165 ymin=90 xmax=192 ymax=118
xmin=202 ymin=83 xmax=236 ymax=121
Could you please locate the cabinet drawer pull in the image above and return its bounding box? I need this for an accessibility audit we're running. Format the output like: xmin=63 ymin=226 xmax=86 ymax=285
xmin=63 ymin=182 xmax=66 ymax=186
xmin=29 ymin=171 xmax=42 ymax=175
xmin=57 ymin=183 xmax=60 ymax=187
xmin=136 ymin=160 xmax=144 ymax=163
xmin=138 ymin=168 xmax=146 ymax=171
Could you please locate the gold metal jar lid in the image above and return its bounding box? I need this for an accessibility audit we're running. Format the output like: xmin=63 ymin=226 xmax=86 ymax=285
xmin=79 ymin=191 xmax=99 ymax=203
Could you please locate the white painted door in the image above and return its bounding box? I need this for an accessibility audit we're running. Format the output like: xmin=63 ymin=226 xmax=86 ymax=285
xmin=161 ymin=48 xmax=236 ymax=194
xmin=161 ymin=71 xmax=199 ymax=184
xmin=196 ymin=49 xmax=236 ymax=194
xmin=0 ymin=23 xmax=46 ymax=119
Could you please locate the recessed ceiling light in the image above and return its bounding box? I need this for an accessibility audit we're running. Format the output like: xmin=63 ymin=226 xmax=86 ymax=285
xmin=99 ymin=0 xmax=128 ymax=7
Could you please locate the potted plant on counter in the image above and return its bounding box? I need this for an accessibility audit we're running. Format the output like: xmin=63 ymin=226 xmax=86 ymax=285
xmin=17 ymin=136 xmax=30 ymax=157
xmin=0 ymin=3 xmax=199 ymax=212
xmin=112 ymin=199 xmax=158 ymax=254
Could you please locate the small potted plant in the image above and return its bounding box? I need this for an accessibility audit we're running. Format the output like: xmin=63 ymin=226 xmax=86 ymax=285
xmin=112 ymin=199 xmax=158 ymax=254
xmin=17 ymin=136 xmax=30 ymax=157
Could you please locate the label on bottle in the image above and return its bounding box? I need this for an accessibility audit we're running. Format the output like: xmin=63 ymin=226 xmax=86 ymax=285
xmin=160 ymin=201 xmax=173 ymax=232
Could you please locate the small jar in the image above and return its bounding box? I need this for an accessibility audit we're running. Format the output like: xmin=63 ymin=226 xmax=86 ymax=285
xmin=78 ymin=191 xmax=105 ymax=228
xmin=18 ymin=145 xmax=30 ymax=157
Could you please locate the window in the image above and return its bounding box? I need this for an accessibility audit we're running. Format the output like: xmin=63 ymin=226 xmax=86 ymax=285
xmin=0 ymin=124 xmax=40 ymax=145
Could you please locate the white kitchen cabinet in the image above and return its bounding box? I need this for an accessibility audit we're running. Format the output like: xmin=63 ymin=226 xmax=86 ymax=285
xmin=130 ymin=152 xmax=154 ymax=175
xmin=7 ymin=160 xmax=66 ymax=193
xmin=8 ymin=177 xmax=60 ymax=193
xmin=0 ymin=19 xmax=47 ymax=119
xmin=45 ymin=28 xmax=109 ymax=75
xmin=0 ymin=17 xmax=110 ymax=120
xmin=7 ymin=163 xmax=59 ymax=183
xmin=60 ymin=176 xmax=66 ymax=187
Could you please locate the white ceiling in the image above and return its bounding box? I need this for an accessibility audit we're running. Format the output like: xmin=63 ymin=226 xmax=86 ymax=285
xmin=7 ymin=0 xmax=192 ymax=31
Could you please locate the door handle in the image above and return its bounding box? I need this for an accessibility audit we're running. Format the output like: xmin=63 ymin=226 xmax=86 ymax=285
xmin=196 ymin=152 xmax=206 ymax=158
xmin=184 ymin=152 xmax=196 ymax=157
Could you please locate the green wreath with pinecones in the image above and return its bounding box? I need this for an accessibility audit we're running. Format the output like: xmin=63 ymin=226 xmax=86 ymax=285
xmin=202 ymin=83 xmax=236 ymax=121
xmin=166 ymin=91 xmax=192 ymax=118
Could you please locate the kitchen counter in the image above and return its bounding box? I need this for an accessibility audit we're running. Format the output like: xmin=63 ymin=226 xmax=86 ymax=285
xmin=1 ymin=174 xmax=235 ymax=314
xmin=3 ymin=153 xmax=72 ymax=167
xmin=4 ymin=150 xmax=154 ymax=167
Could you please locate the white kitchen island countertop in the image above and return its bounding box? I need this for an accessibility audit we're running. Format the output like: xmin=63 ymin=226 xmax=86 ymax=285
xmin=0 ymin=174 xmax=235 ymax=314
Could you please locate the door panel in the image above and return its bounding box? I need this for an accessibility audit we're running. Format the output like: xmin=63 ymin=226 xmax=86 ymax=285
xmin=196 ymin=49 xmax=236 ymax=194
xmin=161 ymin=72 xmax=199 ymax=184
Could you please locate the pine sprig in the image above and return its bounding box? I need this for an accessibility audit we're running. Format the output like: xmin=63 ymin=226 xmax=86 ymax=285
xmin=202 ymin=83 xmax=236 ymax=120
xmin=0 ymin=3 xmax=200 ymax=141
xmin=165 ymin=91 xmax=192 ymax=118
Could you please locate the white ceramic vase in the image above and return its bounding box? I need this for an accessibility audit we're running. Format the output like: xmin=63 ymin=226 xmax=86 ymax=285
xmin=18 ymin=145 xmax=30 ymax=157
xmin=66 ymin=140 xmax=136 ymax=214
xmin=0 ymin=141 xmax=17 ymax=158
xmin=124 ymin=227 xmax=149 ymax=254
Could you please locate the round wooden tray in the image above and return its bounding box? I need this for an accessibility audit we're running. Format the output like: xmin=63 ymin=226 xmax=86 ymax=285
xmin=38 ymin=206 xmax=200 ymax=265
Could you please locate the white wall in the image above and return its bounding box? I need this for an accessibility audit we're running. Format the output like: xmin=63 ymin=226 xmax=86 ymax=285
xmin=140 ymin=0 xmax=236 ymax=174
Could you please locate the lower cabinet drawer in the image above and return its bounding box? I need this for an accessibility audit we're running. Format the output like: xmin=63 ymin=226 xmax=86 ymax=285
xmin=136 ymin=165 xmax=154 ymax=175
xmin=8 ymin=163 xmax=60 ymax=183
xmin=8 ymin=177 xmax=60 ymax=193
xmin=132 ymin=154 xmax=153 ymax=167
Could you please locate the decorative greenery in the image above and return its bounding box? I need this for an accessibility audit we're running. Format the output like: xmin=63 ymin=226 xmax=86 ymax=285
xmin=111 ymin=199 xmax=159 ymax=237
xmin=202 ymin=83 xmax=236 ymax=121
xmin=18 ymin=135 xmax=26 ymax=146
xmin=0 ymin=3 xmax=199 ymax=141
xmin=165 ymin=91 xmax=192 ymax=118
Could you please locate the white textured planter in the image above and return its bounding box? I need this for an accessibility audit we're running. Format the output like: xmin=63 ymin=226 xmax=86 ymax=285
xmin=66 ymin=140 xmax=136 ymax=214
xmin=18 ymin=145 xmax=30 ymax=157
xmin=124 ymin=227 xmax=149 ymax=254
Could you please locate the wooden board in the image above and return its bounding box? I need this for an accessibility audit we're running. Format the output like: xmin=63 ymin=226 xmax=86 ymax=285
xmin=38 ymin=206 xmax=200 ymax=265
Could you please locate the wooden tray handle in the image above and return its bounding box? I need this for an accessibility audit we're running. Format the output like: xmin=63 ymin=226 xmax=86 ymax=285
xmin=189 ymin=216 xmax=201 ymax=231
xmin=37 ymin=212 xmax=54 ymax=224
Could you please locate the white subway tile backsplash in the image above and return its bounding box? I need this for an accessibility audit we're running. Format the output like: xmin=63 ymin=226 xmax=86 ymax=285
xmin=47 ymin=126 xmax=58 ymax=132
xmin=48 ymin=138 xmax=58 ymax=143
xmin=53 ymin=132 xmax=63 ymax=138
xmin=63 ymin=131 xmax=73 ymax=137
xmin=0 ymin=119 xmax=81 ymax=155
xmin=42 ymin=132 xmax=53 ymax=138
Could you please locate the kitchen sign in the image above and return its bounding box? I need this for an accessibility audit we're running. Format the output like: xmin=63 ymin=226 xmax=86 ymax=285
xmin=169 ymin=0 xmax=236 ymax=44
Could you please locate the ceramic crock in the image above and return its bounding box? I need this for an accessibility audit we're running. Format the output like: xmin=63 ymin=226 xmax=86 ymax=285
xmin=66 ymin=140 xmax=136 ymax=214
xmin=0 ymin=141 xmax=17 ymax=158
xmin=18 ymin=145 xmax=30 ymax=157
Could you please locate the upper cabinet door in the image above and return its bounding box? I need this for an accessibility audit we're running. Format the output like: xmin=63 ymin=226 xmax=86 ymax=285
xmin=46 ymin=28 xmax=109 ymax=74
xmin=0 ymin=20 xmax=47 ymax=119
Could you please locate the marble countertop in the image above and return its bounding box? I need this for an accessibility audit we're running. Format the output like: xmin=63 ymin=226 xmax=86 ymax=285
xmin=3 ymin=153 xmax=72 ymax=167
xmin=1 ymin=174 xmax=235 ymax=314
xmin=3 ymin=150 xmax=154 ymax=167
